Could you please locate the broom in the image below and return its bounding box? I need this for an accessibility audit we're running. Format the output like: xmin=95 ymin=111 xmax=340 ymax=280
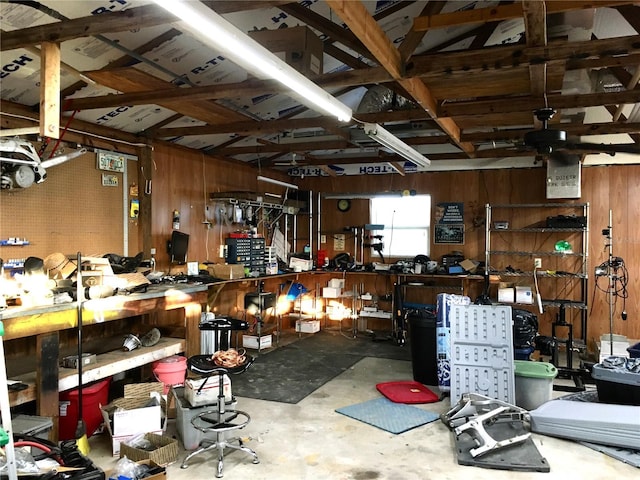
xmin=75 ymin=252 xmax=90 ymax=455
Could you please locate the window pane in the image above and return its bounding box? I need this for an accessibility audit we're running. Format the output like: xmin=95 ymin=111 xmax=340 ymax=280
xmin=386 ymin=227 xmax=430 ymax=257
xmin=370 ymin=195 xmax=431 ymax=258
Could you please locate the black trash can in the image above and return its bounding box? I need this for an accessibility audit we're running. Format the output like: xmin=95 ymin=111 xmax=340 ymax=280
xmin=407 ymin=309 xmax=438 ymax=386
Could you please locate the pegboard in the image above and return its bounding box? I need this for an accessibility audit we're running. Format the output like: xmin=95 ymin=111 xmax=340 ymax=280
xmin=0 ymin=149 xmax=138 ymax=261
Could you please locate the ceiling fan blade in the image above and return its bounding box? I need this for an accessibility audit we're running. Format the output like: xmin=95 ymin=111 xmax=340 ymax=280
xmin=563 ymin=142 xmax=640 ymax=155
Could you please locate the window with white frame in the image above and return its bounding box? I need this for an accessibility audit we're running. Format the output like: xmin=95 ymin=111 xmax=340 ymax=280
xmin=369 ymin=194 xmax=431 ymax=259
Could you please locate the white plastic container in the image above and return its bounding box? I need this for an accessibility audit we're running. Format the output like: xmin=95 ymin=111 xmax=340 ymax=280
xmin=514 ymin=360 xmax=558 ymax=410
xmin=295 ymin=320 xmax=320 ymax=333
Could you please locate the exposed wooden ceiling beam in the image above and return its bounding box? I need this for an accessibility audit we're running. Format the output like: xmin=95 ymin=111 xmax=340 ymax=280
xmin=154 ymin=109 xmax=436 ymax=138
xmin=39 ymin=42 xmax=60 ymax=139
xmin=388 ymin=162 xmax=407 ymax=176
xmin=440 ymin=89 xmax=640 ymax=117
xmin=408 ymin=35 xmax=640 ymax=77
xmin=462 ymin=121 xmax=640 ymax=143
xmin=1 ymin=5 xmax=175 ymax=51
xmin=86 ymin=68 xmax=248 ymax=126
xmin=59 ymin=27 xmax=184 ymax=104
xmin=65 ymin=35 xmax=640 ymax=112
xmin=203 ymin=0 xmax=294 ymax=15
xmin=326 ymin=0 xmax=475 ymax=156
xmin=522 ymin=1 xmax=548 ymax=100
xmin=326 ymin=1 xmax=403 ymax=78
xmin=1 ymin=100 xmax=144 ymax=152
xmin=413 ymin=1 xmax=634 ymax=31
xmin=278 ymin=2 xmax=372 ymax=60
xmin=212 ymin=139 xmax=351 ymax=155
xmin=398 ymin=1 xmax=447 ymax=61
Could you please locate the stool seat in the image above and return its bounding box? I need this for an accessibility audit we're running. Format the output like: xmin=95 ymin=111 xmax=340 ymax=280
xmin=188 ymin=354 xmax=254 ymax=376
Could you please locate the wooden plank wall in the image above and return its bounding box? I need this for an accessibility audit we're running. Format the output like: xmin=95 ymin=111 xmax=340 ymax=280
xmin=299 ymin=165 xmax=640 ymax=350
xmin=0 ymin=151 xmax=138 ymax=260
xmin=4 ymin=140 xmax=638 ymax=353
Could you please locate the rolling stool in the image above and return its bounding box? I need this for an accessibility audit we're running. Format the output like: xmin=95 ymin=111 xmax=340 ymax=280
xmin=180 ymin=355 xmax=259 ymax=477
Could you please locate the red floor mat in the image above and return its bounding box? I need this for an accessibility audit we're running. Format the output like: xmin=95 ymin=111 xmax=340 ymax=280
xmin=376 ymin=380 xmax=439 ymax=404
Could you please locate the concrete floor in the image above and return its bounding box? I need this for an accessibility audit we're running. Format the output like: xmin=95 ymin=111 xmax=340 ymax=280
xmin=87 ymin=333 xmax=638 ymax=480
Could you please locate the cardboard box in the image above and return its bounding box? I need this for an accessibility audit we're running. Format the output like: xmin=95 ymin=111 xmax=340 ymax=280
xmin=106 ymin=459 xmax=166 ymax=480
xmin=248 ymin=26 xmax=323 ymax=76
xmin=119 ymin=432 xmax=179 ymax=466
xmin=207 ymin=264 xmax=245 ymax=279
xmin=184 ymin=375 xmax=232 ymax=407
xmin=100 ymin=383 xmax=165 ymax=456
xmin=242 ymin=334 xmax=272 ymax=349
xmin=322 ymin=287 xmax=341 ymax=298
xmin=295 ymin=320 xmax=320 ymax=333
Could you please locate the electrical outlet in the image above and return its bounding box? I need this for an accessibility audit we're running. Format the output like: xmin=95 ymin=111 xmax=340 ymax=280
xmin=218 ymin=245 xmax=227 ymax=258
xmin=321 ymin=234 xmax=327 ymax=244
xmin=534 ymin=258 xmax=542 ymax=268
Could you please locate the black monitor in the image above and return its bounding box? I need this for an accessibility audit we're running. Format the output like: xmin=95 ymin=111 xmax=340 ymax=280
xmin=169 ymin=230 xmax=189 ymax=264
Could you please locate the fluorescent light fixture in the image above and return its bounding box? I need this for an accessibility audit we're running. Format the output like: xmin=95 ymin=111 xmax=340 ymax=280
xmin=257 ymin=175 xmax=298 ymax=190
xmin=363 ymin=123 xmax=431 ymax=168
xmin=151 ymin=0 xmax=352 ymax=122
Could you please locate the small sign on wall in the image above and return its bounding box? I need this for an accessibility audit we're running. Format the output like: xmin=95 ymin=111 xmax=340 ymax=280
xmin=435 ymin=202 xmax=464 ymax=224
xmin=97 ymin=151 xmax=126 ymax=172
xmin=101 ymin=174 xmax=119 ymax=186
xmin=434 ymin=224 xmax=465 ymax=245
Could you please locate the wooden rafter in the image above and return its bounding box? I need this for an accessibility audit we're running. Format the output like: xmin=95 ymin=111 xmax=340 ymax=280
xmin=413 ymin=1 xmax=634 ymax=31
xmin=326 ymin=0 xmax=475 ymax=156
xmin=63 ymin=34 xmax=640 ymax=113
xmin=39 ymin=42 xmax=60 ymax=139
xmin=1 ymin=5 xmax=175 ymax=51
xmin=522 ymin=1 xmax=548 ymax=100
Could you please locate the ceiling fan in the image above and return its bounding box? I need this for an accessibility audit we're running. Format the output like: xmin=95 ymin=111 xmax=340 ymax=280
xmin=522 ymin=107 xmax=640 ymax=157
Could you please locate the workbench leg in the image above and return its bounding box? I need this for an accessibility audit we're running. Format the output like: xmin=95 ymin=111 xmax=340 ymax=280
xmin=185 ymin=303 xmax=203 ymax=358
xmin=36 ymin=332 xmax=59 ymax=441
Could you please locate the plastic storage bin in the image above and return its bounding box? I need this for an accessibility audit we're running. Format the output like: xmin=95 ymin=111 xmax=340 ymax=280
xmin=12 ymin=414 xmax=53 ymax=440
xmin=592 ymin=359 xmax=640 ymax=406
xmin=173 ymin=386 xmax=237 ymax=450
xmin=514 ymin=360 xmax=558 ymax=410
xmin=59 ymin=377 xmax=111 ymax=440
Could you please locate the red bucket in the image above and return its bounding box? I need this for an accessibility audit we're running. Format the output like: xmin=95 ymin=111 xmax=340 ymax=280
xmin=153 ymin=355 xmax=187 ymax=394
xmin=59 ymin=377 xmax=111 ymax=441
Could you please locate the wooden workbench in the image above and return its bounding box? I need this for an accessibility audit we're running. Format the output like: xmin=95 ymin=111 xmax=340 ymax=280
xmin=1 ymin=283 xmax=208 ymax=439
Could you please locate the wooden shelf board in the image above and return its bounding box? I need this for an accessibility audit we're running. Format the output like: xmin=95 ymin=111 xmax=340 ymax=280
xmin=9 ymin=337 xmax=185 ymax=407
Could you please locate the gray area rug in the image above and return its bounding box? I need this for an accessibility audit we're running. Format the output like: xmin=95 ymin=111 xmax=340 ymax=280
xmin=230 ymin=331 xmax=411 ymax=404
xmin=336 ymin=397 xmax=440 ymax=434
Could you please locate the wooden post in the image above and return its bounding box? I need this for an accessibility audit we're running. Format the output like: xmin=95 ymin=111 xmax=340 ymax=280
xmin=39 ymin=42 xmax=60 ymax=139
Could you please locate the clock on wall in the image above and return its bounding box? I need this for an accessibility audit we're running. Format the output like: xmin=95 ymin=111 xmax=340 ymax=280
xmin=337 ymin=199 xmax=351 ymax=212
